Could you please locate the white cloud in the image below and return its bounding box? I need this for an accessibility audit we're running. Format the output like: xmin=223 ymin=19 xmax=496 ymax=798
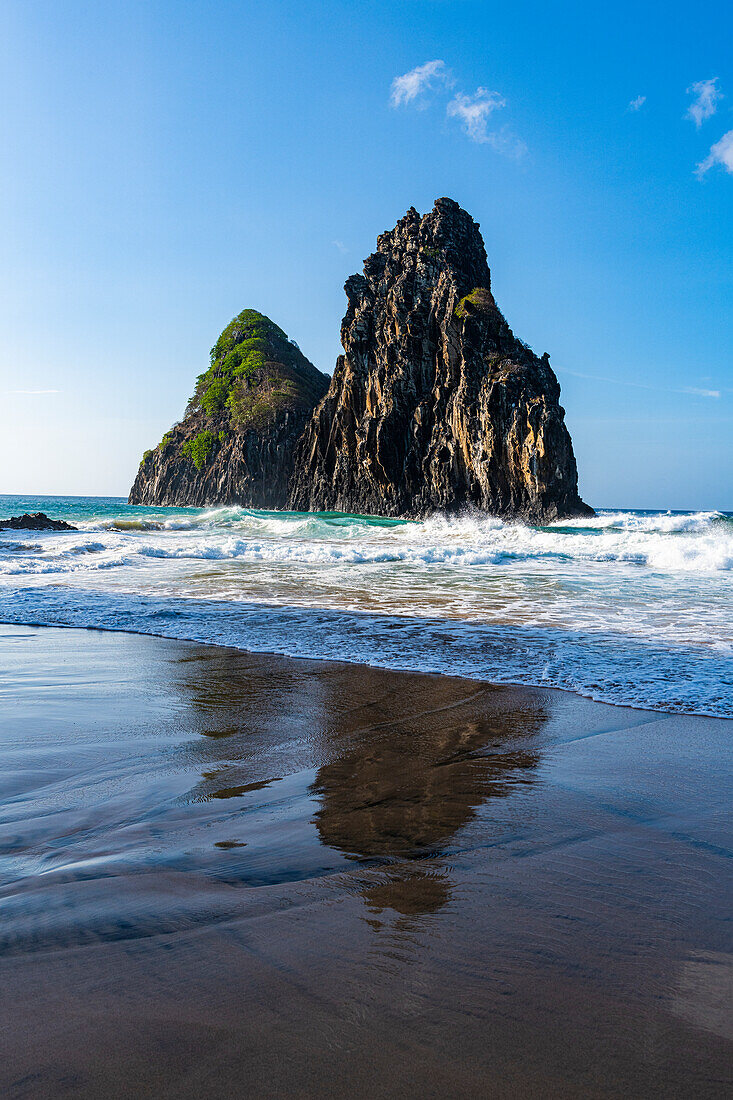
xmin=445 ymin=88 xmax=526 ymax=157
xmin=391 ymin=67 xmax=525 ymax=157
xmin=485 ymin=127 xmax=528 ymax=159
xmin=628 ymin=95 xmax=646 ymax=112
xmin=390 ymin=60 xmax=449 ymax=108
xmin=6 ymin=389 xmax=60 ymax=395
xmin=447 ymin=88 xmax=505 ymax=141
xmin=446 ymin=87 xmax=499 ymax=132
xmin=686 ymin=77 xmax=722 ymax=127
xmin=683 ymin=387 xmax=721 ymax=398
xmin=332 ymin=239 xmax=348 ymax=254
xmin=696 ymin=128 xmax=733 ymax=177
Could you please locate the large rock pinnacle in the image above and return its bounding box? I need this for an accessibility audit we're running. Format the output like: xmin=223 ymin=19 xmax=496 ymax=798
xmin=288 ymin=198 xmax=592 ymax=522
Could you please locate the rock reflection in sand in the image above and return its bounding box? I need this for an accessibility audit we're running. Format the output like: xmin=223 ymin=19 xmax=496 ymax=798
xmin=1 ymin=626 xmax=548 ymax=941
xmin=4 ymin=628 xmax=731 ymax=1097
xmin=310 ymin=701 xmax=544 ymax=918
xmin=363 ymin=868 xmax=451 ymax=920
xmin=172 ymin=646 xmax=547 ymax=916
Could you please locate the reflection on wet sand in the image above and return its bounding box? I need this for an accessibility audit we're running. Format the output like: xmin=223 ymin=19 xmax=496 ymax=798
xmin=171 ymin=644 xmax=546 ymax=916
xmin=2 ymin=626 xmax=731 ymax=1099
xmin=311 ymin=705 xmax=544 ymax=916
xmin=210 ymin=778 xmax=283 ymax=799
xmin=363 ymin=868 xmax=451 ymax=918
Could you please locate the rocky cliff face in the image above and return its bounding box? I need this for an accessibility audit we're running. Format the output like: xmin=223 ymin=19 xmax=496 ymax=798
xmin=289 ymin=198 xmax=592 ymax=522
xmin=129 ymin=310 xmax=329 ymax=508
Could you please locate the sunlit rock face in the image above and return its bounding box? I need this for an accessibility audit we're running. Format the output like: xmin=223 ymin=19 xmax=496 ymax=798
xmin=289 ymin=198 xmax=592 ymax=522
xmin=129 ymin=309 xmax=329 ymax=509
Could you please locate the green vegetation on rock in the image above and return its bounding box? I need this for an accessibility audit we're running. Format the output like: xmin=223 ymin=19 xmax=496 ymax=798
xmin=201 ymin=381 xmax=228 ymax=416
xmin=454 ymin=287 xmax=494 ymax=321
xmin=181 ymin=430 xmax=215 ymax=470
xmin=185 ymin=308 xmax=327 ymax=431
xmin=134 ymin=308 xmax=328 ymax=476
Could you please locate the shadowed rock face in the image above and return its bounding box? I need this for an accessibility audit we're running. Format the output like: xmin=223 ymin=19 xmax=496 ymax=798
xmin=289 ymin=198 xmax=592 ymax=522
xmin=129 ymin=310 xmax=329 ymax=508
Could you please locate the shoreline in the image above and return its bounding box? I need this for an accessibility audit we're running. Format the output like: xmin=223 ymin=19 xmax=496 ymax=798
xmin=1 ymin=495 xmax=731 ymax=720
xmin=1 ymin=624 xmax=730 ymax=1097
xmin=1 ymin=613 xmax=730 ymax=722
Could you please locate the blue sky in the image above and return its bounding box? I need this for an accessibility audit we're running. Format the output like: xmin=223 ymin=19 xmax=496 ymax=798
xmin=0 ymin=0 xmax=731 ymax=508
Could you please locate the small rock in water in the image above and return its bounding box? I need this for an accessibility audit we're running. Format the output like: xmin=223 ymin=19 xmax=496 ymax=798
xmin=0 ymin=512 xmax=78 ymax=531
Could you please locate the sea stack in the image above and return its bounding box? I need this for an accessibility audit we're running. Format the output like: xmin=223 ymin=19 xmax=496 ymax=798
xmin=289 ymin=198 xmax=592 ymax=522
xmin=129 ymin=310 xmax=329 ymax=508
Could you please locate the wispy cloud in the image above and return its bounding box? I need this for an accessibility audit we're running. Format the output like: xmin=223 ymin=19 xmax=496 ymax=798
xmin=628 ymin=95 xmax=646 ymax=112
xmin=391 ymin=64 xmax=525 ymax=157
xmin=6 ymin=389 xmax=60 ymax=395
xmin=686 ymin=77 xmax=722 ymax=127
xmin=447 ymin=88 xmax=505 ymax=141
xmin=445 ymin=88 xmax=526 ymax=157
xmin=683 ymin=386 xmax=721 ymax=398
xmin=559 ymin=369 xmax=720 ymax=399
xmin=488 ymin=127 xmax=528 ymax=159
xmin=332 ymin=239 xmax=348 ymax=254
xmin=390 ymin=60 xmax=449 ymax=108
xmin=696 ymin=128 xmax=733 ymax=178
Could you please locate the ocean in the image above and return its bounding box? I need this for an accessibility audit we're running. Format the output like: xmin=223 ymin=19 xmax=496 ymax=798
xmin=1 ymin=494 xmax=731 ymax=717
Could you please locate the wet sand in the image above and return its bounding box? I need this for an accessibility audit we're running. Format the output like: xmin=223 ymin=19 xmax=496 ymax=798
xmin=0 ymin=624 xmax=731 ymax=1098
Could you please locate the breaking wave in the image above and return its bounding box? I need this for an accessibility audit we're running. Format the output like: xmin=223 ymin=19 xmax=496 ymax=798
xmin=0 ymin=496 xmax=731 ymax=716
xmin=2 ymin=507 xmax=731 ymax=573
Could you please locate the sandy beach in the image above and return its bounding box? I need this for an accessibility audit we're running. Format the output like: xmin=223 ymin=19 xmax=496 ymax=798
xmin=0 ymin=623 xmax=731 ymax=1098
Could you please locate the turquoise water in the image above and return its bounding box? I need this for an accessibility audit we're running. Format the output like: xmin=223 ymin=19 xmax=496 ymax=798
xmin=1 ymin=494 xmax=731 ymax=715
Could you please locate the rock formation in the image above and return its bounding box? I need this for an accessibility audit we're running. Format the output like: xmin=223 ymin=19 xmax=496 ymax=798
xmin=130 ymin=202 xmax=591 ymax=523
xmin=289 ymin=198 xmax=592 ymax=522
xmin=129 ymin=310 xmax=329 ymax=508
xmin=0 ymin=512 xmax=77 ymax=531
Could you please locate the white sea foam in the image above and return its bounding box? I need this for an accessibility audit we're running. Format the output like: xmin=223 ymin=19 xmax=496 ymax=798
xmin=1 ymin=586 xmax=730 ymax=717
xmin=1 ymin=500 xmax=731 ymax=715
xmin=5 ymin=507 xmax=731 ymax=573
